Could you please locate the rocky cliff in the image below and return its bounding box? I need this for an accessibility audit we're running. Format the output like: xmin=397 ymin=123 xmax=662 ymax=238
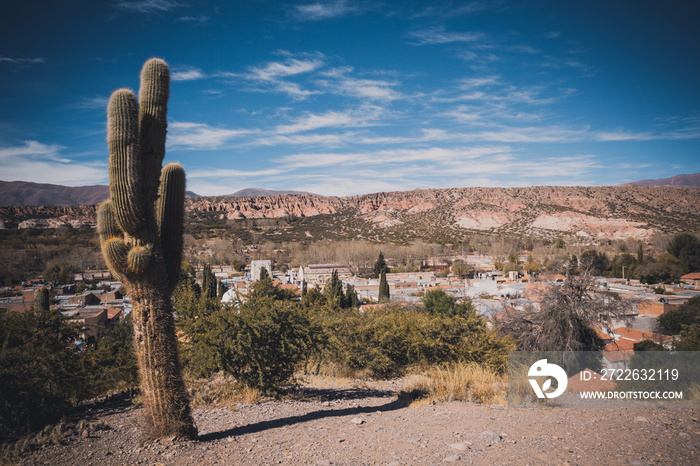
xmin=2 ymin=185 xmax=699 ymax=241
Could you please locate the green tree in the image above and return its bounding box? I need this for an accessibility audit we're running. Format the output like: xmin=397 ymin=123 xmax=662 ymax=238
xmin=666 ymin=233 xmax=700 ymax=274
xmin=87 ymin=315 xmax=139 ymax=394
xmin=43 ymin=261 xmax=75 ymax=284
xmin=674 ymin=323 xmax=700 ymax=351
xmin=323 ymin=269 xmax=345 ymax=307
xmin=580 ymin=250 xmax=609 ymax=276
xmin=422 ymin=288 xmax=473 ymax=316
xmin=346 ymin=283 xmax=360 ymax=308
xmin=373 ymin=251 xmax=387 ymax=278
xmin=0 ymin=309 xmax=86 ymax=440
xmin=214 ymin=298 xmax=321 ymax=393
xmin=378 ymin=269 xmax=390 ymax=302
xmin=657 ymin=296 xmax=700 ymax=334
xmin=633 ymin=340 xmax=665 ymax=351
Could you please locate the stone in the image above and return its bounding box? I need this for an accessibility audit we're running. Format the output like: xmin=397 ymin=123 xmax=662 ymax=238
xmin=351 ymin=417 xmax=364 ymax=425
xmin=634 ymin=416 xmax=649 ymax=423
xmin=449 ymin=442 xmax=470 ymax=451
xmin=481 ymin=430 xmax=501 ymax=444
xmin=444 ymin=455 xmax=460 ymax=463
xmin=81 ymin=429 xmax=89 ymax=439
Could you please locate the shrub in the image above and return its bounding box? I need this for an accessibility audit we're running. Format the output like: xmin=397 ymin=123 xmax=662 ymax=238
xmin=0 ymin=310 xmax=86 ymax=440
xmin=658 ymin=296 xmax=700 ymax=334
xmin=312 ymin=304 xmax=513 ymax=379
xmin=215 ymin=298 xmax=322 ymax=394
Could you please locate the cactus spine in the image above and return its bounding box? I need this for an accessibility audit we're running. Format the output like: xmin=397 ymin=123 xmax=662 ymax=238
xmin=97 ymin=58 xmax=196 ymax=441
xmin=33 ymin=286 xmax=50 ymax=312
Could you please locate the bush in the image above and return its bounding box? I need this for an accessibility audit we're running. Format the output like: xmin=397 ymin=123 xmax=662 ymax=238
xmin=215 ymin=298 xmax=321 ymax=394
xmin=657 ymin=296 xmax=700 ymax=334
xmin=313 ymin=304 xmax=513 ymax=379
xmin=0 ymin=310 xmax=86 ymax=440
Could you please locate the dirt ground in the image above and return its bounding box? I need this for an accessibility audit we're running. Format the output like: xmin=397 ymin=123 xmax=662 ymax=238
xmin=19 ymin=376 xmax=700 ymax=465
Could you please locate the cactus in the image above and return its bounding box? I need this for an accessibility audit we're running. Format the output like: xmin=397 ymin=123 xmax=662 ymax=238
xmin=97 ymin=58 xmax=196 ymax=441
xmin=33 ymin=286 xmax=50 ymax=311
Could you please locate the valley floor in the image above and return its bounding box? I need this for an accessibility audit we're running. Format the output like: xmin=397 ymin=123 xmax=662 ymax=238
xmin=20 ymin=377 xmax=699 ymax=465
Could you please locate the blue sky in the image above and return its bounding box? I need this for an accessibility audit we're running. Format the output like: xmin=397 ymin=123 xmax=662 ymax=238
xmin=1 ymin=0 xmax=699 ymax=196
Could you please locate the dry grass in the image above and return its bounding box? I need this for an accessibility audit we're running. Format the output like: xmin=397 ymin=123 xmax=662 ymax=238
xmin=185 ymin=373 xmax=264 ymax=408
xmin=399 ymin=362 xmax=507 ymax=406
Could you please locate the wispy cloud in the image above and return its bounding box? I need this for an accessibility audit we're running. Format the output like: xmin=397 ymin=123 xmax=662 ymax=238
xmin=115 ymin=0 xmax=184 ymax=13
xmin=0 ymin=56 xmax=45 ymax=65
xmin=292 ymin=0 xmax=357 ymax=21
xmin=67 ymin=96 xmax=109 ymax=110
xmin=408 ymin=26 xmax=485 ymax=45
xmin=228 ymin=54 xmax=325 ymax=99
xmin=0 ymin=141 xmax=105 ymax=185
xmin=176 ymin=15 xmax=209 ymax=24
xmin=171 ymin=67 xmax=206 ymax=81
xmin=168 ymin=122 xmax=254 ymax=150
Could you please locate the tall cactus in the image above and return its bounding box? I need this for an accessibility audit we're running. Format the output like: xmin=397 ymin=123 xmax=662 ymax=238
xmin=97 ymin=58 xmax=196 ymax=441
xmin=33 ymin=286 xmax=50 ymax=312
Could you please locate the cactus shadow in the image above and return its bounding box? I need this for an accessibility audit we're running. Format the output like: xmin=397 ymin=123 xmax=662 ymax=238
xmin=199 ymin=388 xmax=403 ymax=441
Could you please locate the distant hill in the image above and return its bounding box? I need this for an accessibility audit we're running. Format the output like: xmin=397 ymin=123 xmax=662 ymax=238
xmin=0 ymin=180 xmax=199 ymax=206
xmin=3 ymin=185 xmax=699 ymax=242
xmin=625 ymin=173 xmax=700 ymax=188
xmin=224 ymin=188 xmax=318 ymax=197
xmin=0 ymin=181 xmax=110 ymax=206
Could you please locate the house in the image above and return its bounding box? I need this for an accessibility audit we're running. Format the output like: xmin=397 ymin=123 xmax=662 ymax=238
xmin=610 ymin=326 xmax=672 ymax=347
xmin=680 ymin=272 xmax=700 ymax=287
xmin=65 ymin=293 xmax=102 ymax=306
xmin=250 ymin=260 xmax=272 ymax=281
xmin=297 ymin=264 xmax=352 ymax=284
xmin=637 ymin=300 xmax=679 ymax=316
xmin=106 ymin=308 xmax=122 ymax=324
xmin=99 ymin=290 xmax=123 ymax=302
xmin=71 ymin=308 xmax=108 ymax=344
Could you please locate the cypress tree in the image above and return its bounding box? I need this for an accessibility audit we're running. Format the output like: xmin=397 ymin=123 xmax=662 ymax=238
xmin=373 ymin=251 xmax=387 ymax=278
xmin=378 ymin=269 xmax=390 ymax=302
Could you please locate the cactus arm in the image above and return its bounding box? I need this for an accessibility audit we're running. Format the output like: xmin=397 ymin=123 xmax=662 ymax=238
xmin=156 ymin=162 xmax=185 ymax=289
xmin=107 ymin=89 xmax=146 ymax=237
xmin=101 ymin=237 xmax=128 ymax=280
xmin=97 ymin=200 xmax=122 ymax=241
xmin=139 ymin=59 xmax=170 ymax=208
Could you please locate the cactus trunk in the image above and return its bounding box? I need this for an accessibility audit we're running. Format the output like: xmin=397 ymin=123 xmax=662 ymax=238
xmin=98 ymin=58 xmax=196 ymax=441
xmin=130 ymin=282 xmax=194 ymax=439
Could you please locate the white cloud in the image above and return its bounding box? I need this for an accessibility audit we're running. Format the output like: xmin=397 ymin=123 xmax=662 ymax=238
xmin=0 ymin=56 xmax=45 ymax=65
xmin=293 ymin=0 xmax=356 ymax=21
xmin=249 ymin=57 xmax=325 ymax=81
xmin=0 ymin=141 xmax=106 ymax=185
xmin=67 ymin=96 xmax=109 ymax=110
xmin=171 ymin=67 xmax=206 ymax=81
xmin=408 ymin=27 xmax=485 ymax=45
xmin=168 ymin=122 xmax=253 ymax=150
xmin=274 ymin=106 xmax=384 ymax=134
xmin=115 ymin=0 xmax=183 ymax=13
xmin=275 ymin=146 xmax=511 ymax=169
xmin=228 ymin=55 xmax=326 ymax=99
xmin=188 ymin=168 xmax=284 ymax=179
xmin=275 ymin=111 xmax=356 ymax=134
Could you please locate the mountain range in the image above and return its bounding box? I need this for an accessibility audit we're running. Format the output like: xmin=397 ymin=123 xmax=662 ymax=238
xmin=624 ymin=173 xmax=700 ymax=188
xmin=0 ymin=181 xmax=318 ymax=206
xmin=3 ymin=184 xmax=698 ymax=243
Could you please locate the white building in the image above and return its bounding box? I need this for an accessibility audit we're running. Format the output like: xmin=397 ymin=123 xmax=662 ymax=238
xmin=250 ymin=260 xmax=272 ymax=281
